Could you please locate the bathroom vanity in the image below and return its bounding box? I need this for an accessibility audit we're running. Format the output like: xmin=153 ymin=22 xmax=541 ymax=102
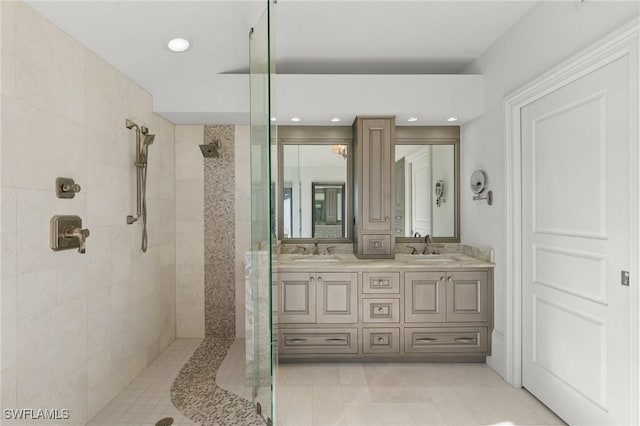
xmin=275 ymin=251 xmax=494 ymax=362
xmin=274 ymin=120 xmax=491 ymax=362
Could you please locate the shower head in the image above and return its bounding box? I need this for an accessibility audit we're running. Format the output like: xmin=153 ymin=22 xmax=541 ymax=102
xmin=143 ymin=134 xmax=155 ymax=146
xmin=141 ymin=126 xmax=149 ymax=135
xmin=199 ymin=144 xmax=219 ymax=158
xmin=125 ymin=119 xmax=139 ymax=130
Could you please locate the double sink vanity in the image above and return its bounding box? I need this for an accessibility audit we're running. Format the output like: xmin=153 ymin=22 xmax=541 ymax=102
xmin=276 ymin=248 xmax=494 ymax=362
xmin=275 ymin=117 xmax=494 ymax=362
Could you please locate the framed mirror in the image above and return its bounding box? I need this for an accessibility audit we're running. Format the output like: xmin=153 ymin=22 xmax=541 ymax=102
xmin=277 ymin=126 xmax=353 ymax=242
xmin=394 ymin=126 xmax=460 ymax=242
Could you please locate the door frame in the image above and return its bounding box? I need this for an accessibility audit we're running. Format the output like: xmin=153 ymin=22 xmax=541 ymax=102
xmin=503 ymin=17 xmax=639 ymax=422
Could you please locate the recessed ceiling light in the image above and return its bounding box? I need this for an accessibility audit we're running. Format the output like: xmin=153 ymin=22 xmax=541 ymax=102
xmin=446 ymin=116 xmax=458 ymax=122
xmin=270 ymin=117 xmax=277 ymax=122
xmin=407 ymin=117 xmax=418 ymax=122
xmin=290 ymin=117 xmax=302 ymax=122
xmin=168 ymin=38 xmax=190 ymax=53
xmin=330 ymin=117 xmax=342 ymax=122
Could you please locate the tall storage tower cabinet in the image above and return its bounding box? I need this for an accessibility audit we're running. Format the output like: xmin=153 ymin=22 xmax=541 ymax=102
xmin=352 ymin=116 xmax=396 ymax=258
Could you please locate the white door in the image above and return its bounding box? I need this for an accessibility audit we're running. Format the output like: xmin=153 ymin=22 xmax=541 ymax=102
xmin=408 ymin=149 xmax=431 ymax=237
xmin=522 ymin=55 xmax=631 ymax=425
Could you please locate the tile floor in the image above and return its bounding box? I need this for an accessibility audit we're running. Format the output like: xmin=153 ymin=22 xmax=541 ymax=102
xmin=87 ymin=339 xmax=202 ymax=426
xmin=87 ymin=338 xmax=566 ymax=426
xmin=216 ymin=338 xmax=252 ymax=401
xmin=276 ymin=363 xmax=566 ymax=426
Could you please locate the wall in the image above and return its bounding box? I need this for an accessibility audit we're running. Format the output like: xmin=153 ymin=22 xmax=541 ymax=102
xmin=175 ymin=125 xmax=250 ymax=339
xmin=204 ymin=125 xmax=235 ymax=337
xmin=460 ymin=0 xmax=639 ymax=378
xmin=1 ymin=2 xmax=176 ymax=423
xmin=175 ymin=125 xmax=205 ymax=338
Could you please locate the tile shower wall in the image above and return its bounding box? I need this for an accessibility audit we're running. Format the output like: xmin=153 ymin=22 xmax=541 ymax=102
xmin=175 ymin=125 xmax=205 ymax=338
xmin=204 ymin=125 xmax=235 ymax=337
xmin=1 ymin=2 xmax=176 ymax=423
xmin=174 ymin=125 xmax=250 ymax=338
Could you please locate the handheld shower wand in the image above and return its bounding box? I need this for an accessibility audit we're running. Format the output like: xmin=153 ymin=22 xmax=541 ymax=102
xmin=126 ymin=119 xmax=154 ymax=252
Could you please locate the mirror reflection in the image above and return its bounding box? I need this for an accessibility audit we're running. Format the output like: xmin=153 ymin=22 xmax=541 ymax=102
xmin=394 ymin=144 xmax=456 ymax=238
xmin=312 ymin=183 xmax=345 ymax=238
xmin=283 ymin=144 xmax=348 ymax=239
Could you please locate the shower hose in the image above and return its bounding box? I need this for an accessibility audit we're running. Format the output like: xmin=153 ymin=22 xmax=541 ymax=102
xmin=139 ymin=157 xmax=149 ymax=253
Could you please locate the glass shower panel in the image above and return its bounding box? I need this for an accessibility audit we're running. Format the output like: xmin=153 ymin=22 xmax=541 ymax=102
xmin=249 ymin=1 xmax=276 ymax=424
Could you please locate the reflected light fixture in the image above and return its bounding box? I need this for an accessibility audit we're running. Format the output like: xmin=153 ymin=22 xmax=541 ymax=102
xmin=330 ymin=117 xmax=342 ymax=122
xmin=270 ymin=117 xmax=277 ymax=122
xmin=168 ymin=38 xmax=191 ymax=52
xmin=290 ymin=117 xmax=302 ymax=122
xmin=446 ymin=116 xmax=458 ymax=122
xmin=332 ymin=144 xmax=348 ymax=159
xmin=408 ymin=117 xmax=418 ymax=122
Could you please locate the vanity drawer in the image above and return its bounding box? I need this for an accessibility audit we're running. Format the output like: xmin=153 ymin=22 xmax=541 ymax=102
xmin=404 ymin=327 xmax=488 ymax=353
xmin=279 ymin=328 xmax=358 ymax=354
xmin=363 ymin=328 xmax=400 ymax=354
xmin=362 ymin=234 xmax=391 ymax=255
xmin=363 ymin=272 xmax=400 ymax=294
xmin=363 ymin=298 xmax=400 ymax=323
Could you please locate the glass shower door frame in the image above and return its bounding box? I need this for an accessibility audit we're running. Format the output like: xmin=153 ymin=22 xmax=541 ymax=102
xmin=249 ymin=1 xmax=276 ymax=424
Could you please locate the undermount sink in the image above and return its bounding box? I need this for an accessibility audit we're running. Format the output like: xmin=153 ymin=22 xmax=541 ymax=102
xmin=291 ymin=256 xmax=341 ymax=262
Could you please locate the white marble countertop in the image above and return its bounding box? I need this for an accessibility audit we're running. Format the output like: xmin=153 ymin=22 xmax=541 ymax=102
xmin=275 ymin=252 xmax=494 ymax=271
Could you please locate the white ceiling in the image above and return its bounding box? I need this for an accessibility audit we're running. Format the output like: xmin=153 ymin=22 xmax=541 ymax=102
xmin=26 ymin=1 xmax=535 ymax=125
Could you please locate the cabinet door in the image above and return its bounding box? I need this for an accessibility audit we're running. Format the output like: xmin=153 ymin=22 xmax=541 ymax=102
xmin=446 ymin=271 xmax=488 ymax=322
xmin=362 ymin=119 xmax=392 ymax=232
xmin=316 ymin=272 xmax=358 ymax=323
xmin=404 ymin=271 xmax=446 ymax=323
xmin=278 ymin=272 xmax=316 ymax=323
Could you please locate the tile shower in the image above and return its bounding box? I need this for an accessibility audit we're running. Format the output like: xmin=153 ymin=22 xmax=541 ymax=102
xmin=1 ymin=2 xmax=254 ymax=424
xmin=1 ymin=1 xmax=176 ymax=423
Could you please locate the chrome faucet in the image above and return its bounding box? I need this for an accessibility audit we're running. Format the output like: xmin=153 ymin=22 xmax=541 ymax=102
xmin=423 ymin=234 xmax=432 ymax=255
xmin=312 ymin=240 xmax=319 ymax=255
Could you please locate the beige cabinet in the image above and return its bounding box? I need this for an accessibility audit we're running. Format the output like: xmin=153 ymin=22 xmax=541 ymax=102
xmin=404 ymin=271 xmax=447 ymax=323
xmin=446 ymin=271 xmax=488 ymax=323
xmin=353 ymin=116 xmax=395 ymax=258
xmin=404 ymin=327 xmax=488 ymax=353
xmin=278 ymin=272 xmax=316 ymax=324
xmin=278 ymin=271 xmax=357 ymax=325
xmin=278 ymin=266 xmax=493 ymax=360
xmin=405 ymin=271 xmax=488 ymax=323
xmin=279 ymin=328 xmax=358 ymax=354
xmin=316 ymin=272 xmax=358 ymax=324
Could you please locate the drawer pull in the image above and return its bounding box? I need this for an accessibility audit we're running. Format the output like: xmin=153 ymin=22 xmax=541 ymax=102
xmin=287 ymin=338 xmax=307 ymax=343
xmin=371 ymin=279 xmax=389 ymax=288
xmin=416 ymin=337 xmax=437 ymax=343
xmin=454 ymin=337 xmax=476 ymax=343
xmin=325 ymin=337 xmax=347 ymax=343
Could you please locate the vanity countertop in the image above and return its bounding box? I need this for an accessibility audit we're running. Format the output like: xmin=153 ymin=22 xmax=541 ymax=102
xmin=275 ymin=252 xmax=494 ymax=271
